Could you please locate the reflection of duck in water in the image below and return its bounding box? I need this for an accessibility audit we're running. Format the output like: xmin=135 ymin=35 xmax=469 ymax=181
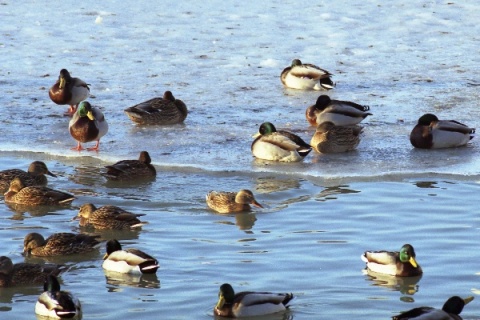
xmin=234 ymin=213 xmax=257 ymax=231
xmin=392 ymin=296 xmax=474 ymax=320
xmin=363 ymin=268 xmax=422 ymax=295
xmin=104 ymin=270 xmax=160 ymax=290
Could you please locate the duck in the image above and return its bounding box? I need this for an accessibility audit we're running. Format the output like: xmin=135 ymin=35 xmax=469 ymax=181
xmin=124 ymin=91 xmax=188 ymax=125
xmin=69 ymin=101 xmax=109 ymax=151
xmin=4 ymin=177 xmax=75 ymax=206
xmin=103 ymin=151 xmax=156 ymax=180
xmin=410 ymin=113 xmax=475 ymax=149
xmin=35 ymin=275 xmax=82 ymax=319
xmin=306 ymin=95 xmax=372 ymax=126
xmin=23 ymin=232 xmax=101 ymax=257
xmin=74 ymin=203 xmax=147 ymax=230
xmin=206 ymin=189 xmax=263 ymax=214
xmin=251 ymin=122 xmax=312 ymax=162
xmin=392 ymin=296 xmax=474 ymax=320
xmin=49 ymin=69 xmax=90 ymax=116
xmin=310 ymin=122 xmax=362 ymax=153
xmin=102 ymin=239 xmax=159 ymax=274
xmin=214 ymin=283 xmax=294 ymax=318
xmin=0 ymin=161 xmax=56 ymax=193
xmin=0 ymin=256 xmax=65 ymax=287
xmin=361 ymin=244 xmax=422 ymax=277
xmin=280 ymin=59 xmax=334 ymax=90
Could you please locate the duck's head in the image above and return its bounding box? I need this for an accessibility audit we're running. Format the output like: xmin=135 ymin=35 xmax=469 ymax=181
xmin=58 ymin=69 xmax=72 ymax=89
xmin=29 ymin=161 xmax=56 ymax=177
xmin=23 ymin=233 xmax=45 ymax=255
xmin=399 ymin=244 xmax=419 ymax=267
xmin=0 ymin=256 xmax=14 ymax=275
xmin=104 ymin=239 xmax=123 ymax=259
xmin=77 ymin=101 xmax=95 ymax=120
xmin=4 ymin=177 xmax=26 ymax=197
xmin=74 ymin=203 xmax=97 ymax=222
xmin=314 ymin=95 xmax=332 ymax=111
xmin=442 ymin=296 xmax=474 ymax=315
xmin=291 ymin=59 xmax=302 ymax=67
xmin=417 ymin=113 xmax=439 ymax=126
xmin=139 ymin=151 xmax=152 ymax=164
xmin=216 ymin=283 xmax=235 ymax=308
xmin=163 ymin=91 xmax=175 ymax=101
xmin=235 ymin=189 xmax=263 ymax=208
xmin=44 ymin=274 xmax=61 ymax=292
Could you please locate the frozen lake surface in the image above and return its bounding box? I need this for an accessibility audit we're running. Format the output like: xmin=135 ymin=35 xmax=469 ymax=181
xmin=1 ymin=0 xmax=480 ymax=319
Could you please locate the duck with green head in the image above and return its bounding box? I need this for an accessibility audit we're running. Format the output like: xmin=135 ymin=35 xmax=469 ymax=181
xmin=280 ymin=59 xmax=334 ymax=90
xmin=410 ymin=113 xmax=475 ymax=149
xmin=0 ymin=161 xmax=56 ymax=193
xmin=49 ymin=69 xmax=90 ymax=116
xmin=69 ymin=101 xmax=108 ymax=151
xmin=251 ymin=122 xmax=312 ymax=162
xmin=214 ymin=283 xmax=294 ymax=318
xmin=306 ymin=95 xmax=372 ymax=127
xmin=361 ymin=244 xmax=422 ymax=277
xmin=102 ymin=239 xmax=159 ymax=274
xmin=206 ymin=189 xmax=263 ymax=214
xmin=35 ymin=275 xmax=82 ymax=319
xmin=392 ymin=296 xmax=474 ymax=320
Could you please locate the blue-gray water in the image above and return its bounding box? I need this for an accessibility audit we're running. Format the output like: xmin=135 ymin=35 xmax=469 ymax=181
xmin=1 ymin=0 xmax=480 ymax=319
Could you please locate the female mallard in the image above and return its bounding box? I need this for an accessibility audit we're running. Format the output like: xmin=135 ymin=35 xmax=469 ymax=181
xmin=206 ymin=189 xmax=263 ymax=214
xmin=392 ymin=296 xmax=474 ymax=320
xmin=280 ymin=59 xmax=334 ymax=90
xmin=103 ymin=151 xmax=156 ymax=180
xmin=23 ymin=232 xmax=100 ymax=257
xmin=69 ymin=101 xmax=109 ymax=151
xmin=251 ymin=122 xmax=312 ymax=162
xmin=310 ymin=122 xmax=362 ymax=153
xmin=4 ymin=177 xmax=75 ymax=206
xmin=214 ymin=283 xmax=294 ymax=318
xmin=35 ymin=275 xmax=82 ymax=319
xmin=361 ymin=244 xmax=422 ymax=277
xmin=49 ymin=69 xmax=90 ymax=116
xmin=410 ymin=113 xmax=475 ymax=149
xmin=74 ymin=203 xmax=147 ymax=230
xmin=0 ymin=161 xmax=56 ymax=193
xmin=306 ymin=95 xmax=372 ymax=126
xmin=102 ymin=239 xmax=159 ymax=274
xmin=0 ymin=256 xmax=64 ymax=287
xmin=124 ymin=91 xmax=188 ymax=125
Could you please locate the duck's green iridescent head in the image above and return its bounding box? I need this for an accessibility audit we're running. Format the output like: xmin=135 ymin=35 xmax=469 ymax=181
xmin=417 ymin=113 xmax=439 ymax=126
xmin=314 ymin=95 xmax=332 ymax=110
xmin=291 ymin=59 xmax=302 ymax=67
xmin=216 ymin=283 xmax=235 ymax=308
xmin=258 ymin=122 xmax=277 ymax=136
xmin=442 ymin=296 xmax=474 ymax=315
xmin=77 ymin=101 xmax=95 ymax=120
xmin=58 ymin=69 xmax=71 ymax=89
xmin=44 ymin=275 xmax=61 ymax=292
xmin=399 ymin=244 xmax=418 ymax=267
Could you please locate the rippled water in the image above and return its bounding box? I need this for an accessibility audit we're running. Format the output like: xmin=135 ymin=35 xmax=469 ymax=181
xmin=1 ymin=0 xmax=480 ymax=319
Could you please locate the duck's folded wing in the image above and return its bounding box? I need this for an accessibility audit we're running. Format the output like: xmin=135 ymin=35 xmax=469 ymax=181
xmin=362 ymin=250 xmax=397 ymax=264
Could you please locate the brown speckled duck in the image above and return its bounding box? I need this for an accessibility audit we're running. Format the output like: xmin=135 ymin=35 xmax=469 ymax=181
xmin=310 ymin=122 xmax=362 ymax=153
xmin=410 ymin=113 xmax=475 ymax=149
xmin=49 ymin=69 xmax=90 ymax=116
xmin=214 ymin=283 xmax=294 ymax=318
xmin=0 ymin=256 xmax=65 ymax=287
xmin=23 ymin=232 xmax=101 ymax=257
xmin=361 ymin=244 xmax=422 ymax=277
xmin=74 ymin=203 xmax=147 ymax=230
xmin=280 ymin=59 xmax=334 ymax=90
xmin=4 ymin=177 xmax=75 ymax=206
xmin=0 ymin=161 xmax=56 ymax=193
xmin=206 ymin=189 xmax=263 ymax=214
xmin=124 ymin=91 xmax=188 ymax=125
xmin=103 ymin=151 xmax=156 ymax=180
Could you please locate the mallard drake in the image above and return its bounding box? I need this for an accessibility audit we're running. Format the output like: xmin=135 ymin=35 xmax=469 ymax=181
xmin=49 ymin=69 xmax=90 ymax=116
xmin=410 ymin=113 xmax=475 ymax=149
xmin=4 ymin=177 xmax=75 ymax=206
xmin=124 ymin=91 xmax=188 ymax=125
xmin=69 ymin=101 xmax=109 ymax=151
xmin=103 ymin=151 xmax=156 ymax=180
xmin=0 ymin=161 xmax=56 ymax=193
xmin=102 ymin=239 xmax=159 ymax=274
xmin=23 ymin=232 xmax=100 ymax=257
xmin=206 ymin=189 xmax=263 ymax=214
xmin=0 ymin=256 xmax=64 ymax=287
xmin=392 ymin=296 xmax=474 ymax=320
xmin=214 ymin=283 xmax=294 ymax=318
xmin=280 ymin=59 xmax=335 ymax=90
xmin=74 ymin=203 xmax=147 ymax=230
xmin=35 ymin=275 xmax=82 ymax=319
xmin=310 ymin=122 xmax=362 ymax=153
xmin=361 ymin=244 xmax=422 ymax=277
xmin=251 ymin=122 xmax=312 ymax=162
xmin=306 ymin=95 xmax=372 ymax=126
